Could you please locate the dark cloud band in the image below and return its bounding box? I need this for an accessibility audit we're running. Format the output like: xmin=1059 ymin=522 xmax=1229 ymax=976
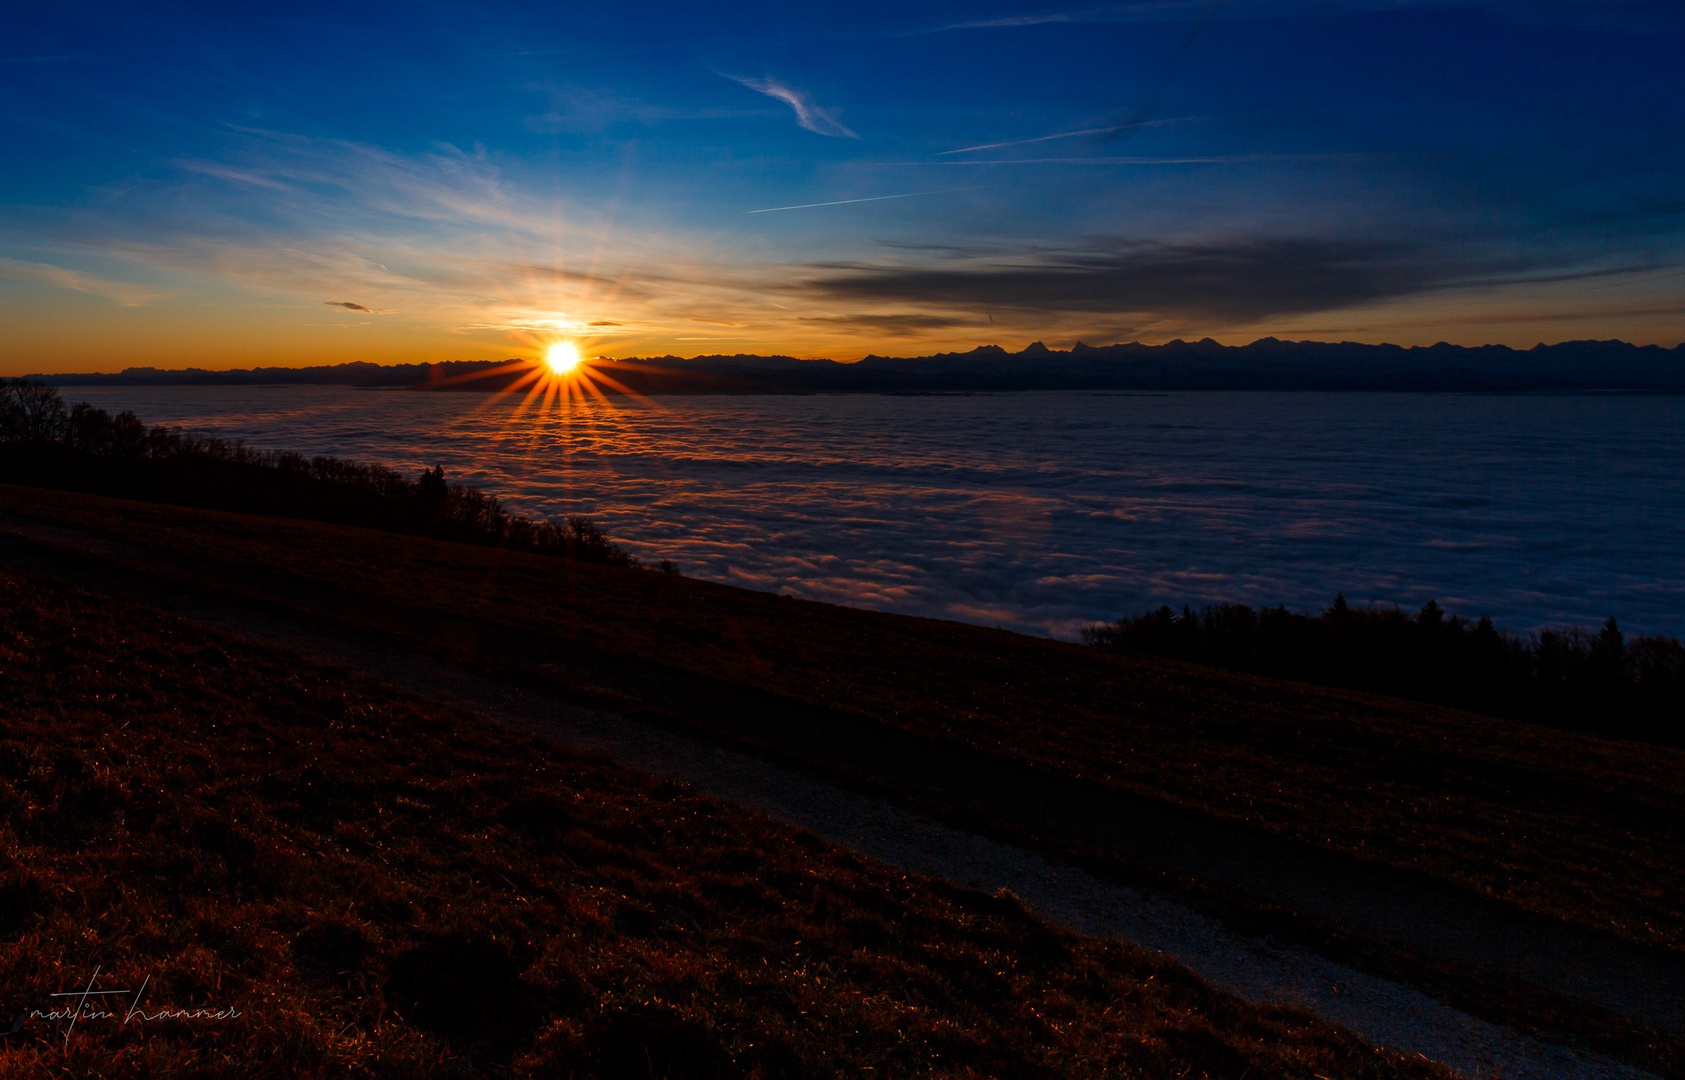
xmin=803 ymin=238 xmax=1463 ymax=323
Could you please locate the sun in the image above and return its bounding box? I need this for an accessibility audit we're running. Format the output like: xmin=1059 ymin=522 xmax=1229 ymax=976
xmin=432 ymin=333 xmax=649 ymax=418
xmin=545 ymin=341 xmax=583 ymax=375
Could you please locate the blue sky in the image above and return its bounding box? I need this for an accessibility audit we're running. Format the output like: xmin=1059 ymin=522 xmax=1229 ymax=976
xmin=2 ymin=0 xmax=1682 ymax=370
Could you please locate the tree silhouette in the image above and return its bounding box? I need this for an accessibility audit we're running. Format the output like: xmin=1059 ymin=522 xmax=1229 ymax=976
xmin=1087 ymin=598 xmax=1683 ymax=746
xmin=0 ymin=379 xmax=646 ymax=568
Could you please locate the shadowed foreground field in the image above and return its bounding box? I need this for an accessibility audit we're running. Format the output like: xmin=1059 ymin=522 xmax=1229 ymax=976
xmin=3 ymin=485 xmax=1681 ymax=959
xmin=0 ymin=569 xmax=1448 ymax=1079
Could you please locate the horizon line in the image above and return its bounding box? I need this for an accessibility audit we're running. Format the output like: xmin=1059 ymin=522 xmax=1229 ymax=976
xmin=17 ymin=335 xmax=1685 ymax=380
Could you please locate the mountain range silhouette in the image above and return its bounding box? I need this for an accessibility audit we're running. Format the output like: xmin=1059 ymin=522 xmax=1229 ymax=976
xmin=34 ymin=338 xmax=1685 ymax=393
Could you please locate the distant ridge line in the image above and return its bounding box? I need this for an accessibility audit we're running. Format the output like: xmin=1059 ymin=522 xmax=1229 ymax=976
xmin=29 ymin=337 xmax=1685 ymax=393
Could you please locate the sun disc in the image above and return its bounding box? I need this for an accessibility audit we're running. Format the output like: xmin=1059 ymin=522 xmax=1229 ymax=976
xmin=545 ymin=341 xmax=582 ymax=375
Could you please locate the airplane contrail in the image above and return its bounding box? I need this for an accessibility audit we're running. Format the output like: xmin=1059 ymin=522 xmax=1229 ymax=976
xmin=940 ymin=119 xmax=1180 ymax=155
xmin=940 ymin=0 xmax=1227 ymax=157
xmin=884 ymin=155 xmax=1319 ymax=166
xmin=744 ymin=190 xmax=953 ymax=214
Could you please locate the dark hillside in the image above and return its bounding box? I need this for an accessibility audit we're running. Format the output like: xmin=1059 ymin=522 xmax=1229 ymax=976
xmin=4 ymin=484 xmax=1682 ymax=964
xmin=0 ymin=569 xmax=1448 ymax=1079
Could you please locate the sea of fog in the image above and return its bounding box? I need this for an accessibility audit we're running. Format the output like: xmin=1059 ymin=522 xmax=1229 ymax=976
xmin=62 ymin=385 xmax=1685 ymax=641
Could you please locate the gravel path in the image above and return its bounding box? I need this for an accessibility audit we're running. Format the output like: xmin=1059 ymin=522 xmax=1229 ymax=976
xmin=208 ymin=619 xmax=1668 ymax=1080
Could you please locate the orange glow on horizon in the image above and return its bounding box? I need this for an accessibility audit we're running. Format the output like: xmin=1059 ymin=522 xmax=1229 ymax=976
xmin=422 ymin=340 xmax=661 ymax=433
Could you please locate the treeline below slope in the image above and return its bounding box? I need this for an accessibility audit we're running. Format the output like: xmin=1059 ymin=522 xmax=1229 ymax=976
xmin=0 ymin=379 xmax=643 ymax=567
xmin=1086 ymin=597 xmax=1685 ymax=746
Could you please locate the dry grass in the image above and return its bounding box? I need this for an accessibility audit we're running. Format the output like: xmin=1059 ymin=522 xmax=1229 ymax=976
xmin=0 ymin=568 xmax=1452 ymax=1079
xmin=4 ymin=484 xmax=1681 ymax=958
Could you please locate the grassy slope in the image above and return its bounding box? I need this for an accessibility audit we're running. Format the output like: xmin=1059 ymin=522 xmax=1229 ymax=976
xmin=0 ymin=568 xmax=1450 ymax=1079
xmin=2 ymin=484 xmax=1683 ymax=958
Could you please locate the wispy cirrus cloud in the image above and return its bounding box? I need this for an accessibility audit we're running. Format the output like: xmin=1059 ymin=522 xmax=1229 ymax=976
xmin=898 ymin=4 xmax=1204 ymax=36
xmin=0 ymin=255 xmax=174 ymax=306
xmin=902 ymin=1 xmax=1685 ymax=34
xmin=931 ymin=13 xmax=1080 ymax=31
xmin=172 ymin=159 xmax=295 ymax=191
xmin=902 ymin=153 xmax=1360 ymax=166
xmin=48 ymin=128 xmax=814 ymax=350
xmin=522 ymin=84 xmax=760 ymax=134
xmin=797 ymin=312 xmax=976 ymax=334
xmin=727 ymin=75 xmax=858 ymax=139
